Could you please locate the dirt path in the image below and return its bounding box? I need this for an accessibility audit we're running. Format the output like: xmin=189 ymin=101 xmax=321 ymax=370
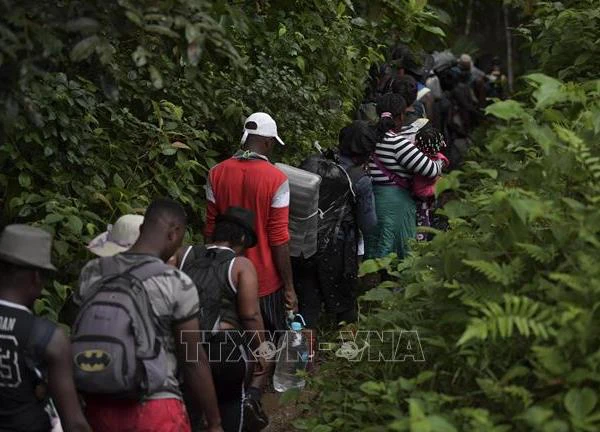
xmin=262 ymin=392 xmax=302 ymax=432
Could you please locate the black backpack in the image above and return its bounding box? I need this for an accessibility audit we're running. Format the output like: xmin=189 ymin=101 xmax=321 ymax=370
xmin=300 ymin=152 xmax=364 ymax=252
xmin=179 ymin=245 xmax=237 ymax=333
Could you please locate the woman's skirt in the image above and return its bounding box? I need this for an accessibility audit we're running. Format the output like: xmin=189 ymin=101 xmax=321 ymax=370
xmin=365 ymin=185 xmax=416 ymax=259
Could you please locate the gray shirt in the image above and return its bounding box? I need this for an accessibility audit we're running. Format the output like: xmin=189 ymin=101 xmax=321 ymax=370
xmin=75 ymin=253 xmax=200 ymax=400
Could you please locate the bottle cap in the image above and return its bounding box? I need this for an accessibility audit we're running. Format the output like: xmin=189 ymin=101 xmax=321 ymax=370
xmin=291 ymin=322 xmax=303 ymax=331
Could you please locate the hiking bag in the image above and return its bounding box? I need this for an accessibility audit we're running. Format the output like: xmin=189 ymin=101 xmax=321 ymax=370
xmin=72 ymin=259 xmax=169 ymax=398
xmin=300 ymin=152 xmax=363 ymax=253
xmin=179 ymin=245 xmax=237 ymax=333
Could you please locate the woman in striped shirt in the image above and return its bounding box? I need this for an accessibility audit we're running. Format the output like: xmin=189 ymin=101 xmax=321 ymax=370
xmin=365 ymin=93 xmax=445 ymax=259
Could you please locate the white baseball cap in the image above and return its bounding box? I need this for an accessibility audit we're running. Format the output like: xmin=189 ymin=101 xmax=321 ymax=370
xmin=241 ymin=112 xmax=285 ymax=146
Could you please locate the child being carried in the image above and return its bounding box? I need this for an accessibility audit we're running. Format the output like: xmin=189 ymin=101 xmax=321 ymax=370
xmin=411 ymin=127 xmax=449 ymax=242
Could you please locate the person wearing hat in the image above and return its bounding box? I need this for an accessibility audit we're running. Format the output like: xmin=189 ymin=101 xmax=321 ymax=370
xmin=204 ymin=114 xmax=298 ymax=416
xmin=86 ymin=214 xmax=144 ymax=257
xmin=204 ymin=112 xmax=297 ymax=350
xmin=76 ymin=199 xmax=222 ymax=432
xmin=0 ymin=225 xmax=91 ymax=432
xmin=176 ymin=207 xmax=268 ymax=432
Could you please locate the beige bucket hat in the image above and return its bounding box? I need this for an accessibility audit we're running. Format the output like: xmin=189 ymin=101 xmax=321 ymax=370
xmin=0 ymin=224 xmax=57 ymax=271
xmin=87 ymin=214 xmax=144 ymax=257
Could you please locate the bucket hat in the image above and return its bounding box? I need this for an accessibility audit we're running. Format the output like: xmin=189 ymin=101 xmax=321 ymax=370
xmin=216 ymin=207 xmax=258 ymax=248
xmin=0 ymin=224 xmax=57 ymax=271
xmin=87 ymin=214 xmax=144 ymax=257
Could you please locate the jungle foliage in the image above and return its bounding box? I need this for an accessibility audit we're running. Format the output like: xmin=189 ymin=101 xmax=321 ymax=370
xmin=299 ymin=1 xmax=600 ymax=431
xmin=0 ymin=0 xmax=442 ymax=316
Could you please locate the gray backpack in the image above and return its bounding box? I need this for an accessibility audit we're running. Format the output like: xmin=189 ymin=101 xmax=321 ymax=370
xmin=72 ymin=258 xmax=169 ymax=398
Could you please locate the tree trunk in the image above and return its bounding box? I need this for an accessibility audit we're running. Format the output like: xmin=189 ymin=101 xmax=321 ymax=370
xmin=465 ymin=0 xmax=474 ymax=36
xmin=503 ymin=3 xmax=514 ymax=93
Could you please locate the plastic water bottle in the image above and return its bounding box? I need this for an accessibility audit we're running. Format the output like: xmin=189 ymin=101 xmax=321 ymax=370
xmin=273 ymin=315 xmax=309 ymax=392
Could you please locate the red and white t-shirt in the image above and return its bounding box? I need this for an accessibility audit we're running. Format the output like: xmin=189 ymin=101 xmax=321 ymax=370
xmin=204 ymin=152 xmax=290 ymax=297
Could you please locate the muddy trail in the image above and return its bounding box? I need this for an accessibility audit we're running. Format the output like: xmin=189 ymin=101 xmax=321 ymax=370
xmin=262 ymin=392 xmax=302 ymax=432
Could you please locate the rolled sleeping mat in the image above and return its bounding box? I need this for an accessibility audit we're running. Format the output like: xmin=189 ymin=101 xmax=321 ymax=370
xmin=275 ymin=163 xmax=322 ymax=259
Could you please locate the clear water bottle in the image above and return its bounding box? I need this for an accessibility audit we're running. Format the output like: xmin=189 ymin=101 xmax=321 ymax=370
xmin=273 ymin=315 xmax=309 ymax=392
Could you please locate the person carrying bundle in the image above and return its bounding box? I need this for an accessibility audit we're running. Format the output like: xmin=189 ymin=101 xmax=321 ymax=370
xmin=290 ymin=121 xmax=377 ymax=331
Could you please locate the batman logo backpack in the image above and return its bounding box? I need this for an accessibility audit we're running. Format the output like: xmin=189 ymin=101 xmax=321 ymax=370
xmin=71 ymin=258 xmax=169 ymax=398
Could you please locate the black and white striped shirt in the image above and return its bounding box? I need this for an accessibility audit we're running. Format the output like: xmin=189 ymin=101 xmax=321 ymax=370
xmin=369 ymin=129 xmax=443 ymax=185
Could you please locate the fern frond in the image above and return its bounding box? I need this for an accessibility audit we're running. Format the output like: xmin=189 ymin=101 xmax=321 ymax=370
xmin=516 ymin=242 xmax=557 ymax=264
xmin=476 ymin=378 xmax=533 ymax=408
xmin=457 ymin=295 xmax=555 ymax=345
xmin=445 ymin=280 xmax=503 ymax=303
xmin=463 ymin=258 xmax=524 ymax=286
xmin=549 ymin=272 xmax=588 ymax=293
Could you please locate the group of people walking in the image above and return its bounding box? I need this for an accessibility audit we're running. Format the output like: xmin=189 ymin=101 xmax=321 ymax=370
xmin=0 ymin=45 xmax=498 ymax=431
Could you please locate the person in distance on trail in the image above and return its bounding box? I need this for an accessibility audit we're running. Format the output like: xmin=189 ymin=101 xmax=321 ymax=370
xmin=457 ymin=53 xmax=487 ymax=107
xmin=390 ymin=44 xmax=435 ymax=121
xmin=175 ymin=207 xmax=269 ymax=432
xmin=75 ymin=198 xmax=223 ymax=432
xmin=392 ymin=75 xmax=424 ymax=127
xmin=204 ymin=112 xmax=298 ymax=415
xmin=0 ymin=225 xmax=91 ymax=432
xmin=365 ymin=93 xmax=446 ymax=260
xmin=294 ymin=121 xmax=377 ymax=333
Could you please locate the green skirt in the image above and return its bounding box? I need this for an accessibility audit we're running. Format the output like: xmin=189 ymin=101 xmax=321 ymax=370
xmin=365 ymin=185 xmax=416 ymax=259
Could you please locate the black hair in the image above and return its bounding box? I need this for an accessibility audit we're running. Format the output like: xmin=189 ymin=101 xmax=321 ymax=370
xmin=390 ymin=44 xmax=430 ymax=82
xmin=415 ymin=126 xmax=445 ymax=157
xmin=213 ymin=220 xmax=248 ymax=248
xmin=338 ymin=121 xmax=376 ymax=163
xmin=375 ymin=93 xmax=407 ymax=142
xmin=144 ymin=198 xmax=187 ymax=227
xmin=391 ymin=76 xmax=418 ymax=107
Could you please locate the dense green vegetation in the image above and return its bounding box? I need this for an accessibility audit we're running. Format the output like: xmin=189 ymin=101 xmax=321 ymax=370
xmin=0 ymin=0 xmax=443 ymax=319
xmin=3 ymin=0 xmax=599 ymax=430
xmin=298 ymin=1 xmax=600 ymax=431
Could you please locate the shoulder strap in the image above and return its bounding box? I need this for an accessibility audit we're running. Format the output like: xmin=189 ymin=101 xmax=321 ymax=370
xmin=98 ymin=256 xmax=169 ymax=281
xmin=179 ymin=245 xmax=194 ymax=270
xmin=129 ymin=260 xmax=170 ymax=281
xmin=334 ymin=162 xmax=356 ymax=200
xmin=372 ymin=154 xmax=411 ymax=189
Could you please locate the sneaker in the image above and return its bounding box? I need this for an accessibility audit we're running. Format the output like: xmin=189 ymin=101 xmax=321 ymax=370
xmin=243 ymin=396 xmax=269 ymax=432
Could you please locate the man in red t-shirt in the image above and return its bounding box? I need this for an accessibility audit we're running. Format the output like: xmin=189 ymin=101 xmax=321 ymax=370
xmin=204 ymin=112 xmax=298 ymax=424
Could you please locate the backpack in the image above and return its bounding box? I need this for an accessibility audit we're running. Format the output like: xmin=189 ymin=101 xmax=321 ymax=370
xmin=72 ymin=258 xmax=169 ymax=398
xmin=300 ymin=152 xmax=364 ymax=252
xmin=179 ymin=245 xmax=237 ymax=333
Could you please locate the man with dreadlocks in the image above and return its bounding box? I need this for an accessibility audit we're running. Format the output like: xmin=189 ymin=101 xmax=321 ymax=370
xmin=411 ymin=126 xmax=449 ymax=242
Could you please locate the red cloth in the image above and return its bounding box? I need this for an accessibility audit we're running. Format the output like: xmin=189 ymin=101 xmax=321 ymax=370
xmin=205 ymin=157 xmax=290 ymax=297
xmin=411 ymin=153 xmax=449 ymax=198
xmin=85 ymin=398 xmax=191 ymax=432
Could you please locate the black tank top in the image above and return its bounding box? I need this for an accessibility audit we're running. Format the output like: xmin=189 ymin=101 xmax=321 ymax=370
xmin=0 ymin=300 xmax=57 ymax=432
xmin=180 ymin=246 xmax=240 ymax=330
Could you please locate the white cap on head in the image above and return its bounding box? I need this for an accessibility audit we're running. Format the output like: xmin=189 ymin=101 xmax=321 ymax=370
xmin=240 ymin=112 xmax=285 ymax=146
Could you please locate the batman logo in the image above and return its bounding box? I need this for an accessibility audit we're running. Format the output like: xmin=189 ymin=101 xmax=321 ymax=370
xmin=75 ymin=350 xmax=112 ymax=372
